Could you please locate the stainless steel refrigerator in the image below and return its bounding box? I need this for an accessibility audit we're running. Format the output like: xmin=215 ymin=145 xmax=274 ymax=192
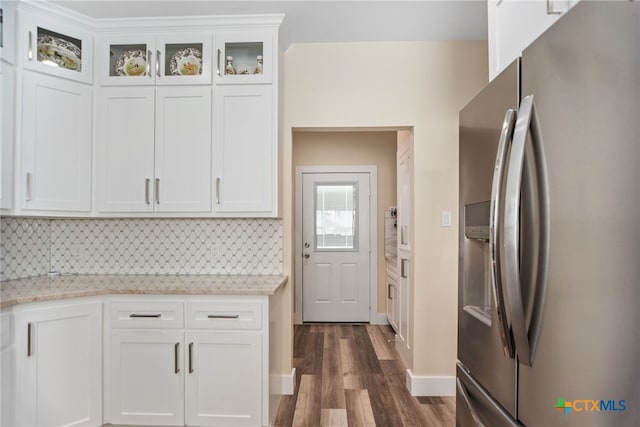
xmin=457 ymin=2 xmax=640 ymax=426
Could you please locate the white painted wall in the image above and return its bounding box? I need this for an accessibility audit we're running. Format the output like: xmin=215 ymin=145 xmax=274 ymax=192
xmin=280 ymin=41 xmax=488 ymax=379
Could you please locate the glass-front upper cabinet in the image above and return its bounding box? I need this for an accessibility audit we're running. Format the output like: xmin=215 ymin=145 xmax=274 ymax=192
xmin=214 ymin=31 xmax=273 ymax=84
xmin=19 ymin=11 xmax=93 ymax=84
xmin=98 ymin=33 xmax=212 ymax=86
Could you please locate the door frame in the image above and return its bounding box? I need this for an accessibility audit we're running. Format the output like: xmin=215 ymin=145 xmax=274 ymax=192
xmin=294 ymin=165 xmax=378 ymax=324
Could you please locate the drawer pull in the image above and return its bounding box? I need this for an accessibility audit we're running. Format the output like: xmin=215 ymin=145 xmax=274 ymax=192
xmin=207 ymin=314 xmax=240 ymax=319
xmin=129 ymin=313 xmax=162 ymax=318
xmin=188 ymin=342 xmax=194 ymax=373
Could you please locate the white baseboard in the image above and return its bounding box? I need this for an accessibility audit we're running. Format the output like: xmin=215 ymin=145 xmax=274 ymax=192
xmin=406 ymin=369 xmax=456 ymax=396
xmin=270 ymin=368 xmax=296 ymax=395
xmin=370 ymin=312 xmax=390 ymax=325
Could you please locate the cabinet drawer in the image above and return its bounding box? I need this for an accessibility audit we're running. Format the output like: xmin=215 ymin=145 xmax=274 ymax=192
xmin=110 ymin=302 xmax=184 ymax=329
xmin=186 ymin=302 xmax=262 ymax=330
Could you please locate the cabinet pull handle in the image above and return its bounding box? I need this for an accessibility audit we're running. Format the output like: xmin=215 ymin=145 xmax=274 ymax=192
xmin=388 ymin=283 xmax=393 ymax=300
xmin=401 ymin=259 xmax=408 ymax=278
xmin=27 ymin=322 xmax=33 ymax=356
xmin=155 ymin=178 xmax=160 ymax=204
xmin=188 ymin=342 xmax=194 ymax=373
xmin=129 ymin=313 xmax=162 ymax=318
xmin=215 ymin=177 xmax=221 ymax=204
xmin=207 ymin=314 xmax=240 ymax=319
xmin=28 ymin=31 xmax=34 ymax=61
xmin=174 ymin=342 xmax=180 ymax=374
xmin=216 ymin=49 xmax=221 ymax=76
xmin=145 ymin=178 xmax=150 ymax=204
xmin=147 ymin=50 xmax=152 ymax=77
xmin=156 ymin=49 xmax=161 ymax=77
xmin=26 ymin=173 xmax=33 ymax=201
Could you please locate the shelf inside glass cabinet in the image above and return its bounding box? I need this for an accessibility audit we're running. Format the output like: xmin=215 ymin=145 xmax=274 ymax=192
xmin=109 ymin=43 xmax=149 ymax=77
xmin=224 ymin=41 xmax=263 ymax=75
xmin=37 ymin=27 xmax=83 ymax=73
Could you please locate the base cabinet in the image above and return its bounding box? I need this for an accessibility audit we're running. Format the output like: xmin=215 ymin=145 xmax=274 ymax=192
xmin=186 ymin=332 xmax=262 ymax=427
xmin=109 ymin=331 xmax=184 ymax=426
xmin=106 ymin=296 xmax=268 ymax=427
xmin=14 ymin=300 xmax=102 ymax=427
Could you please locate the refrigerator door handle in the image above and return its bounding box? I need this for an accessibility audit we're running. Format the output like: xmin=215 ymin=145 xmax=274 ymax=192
xmin=490 ymin=108 xmax=516 ymax=359
xmin=503 ymin=95 xmax=550 ymax=367
xmin=456 ymin=377 xmax=488 ymax=427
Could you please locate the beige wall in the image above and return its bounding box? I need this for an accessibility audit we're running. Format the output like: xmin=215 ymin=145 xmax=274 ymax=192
xmin=292 ymin=130 xmax=397 ymax=315
xmin=280 ymin=41 xmax=488 ymax=379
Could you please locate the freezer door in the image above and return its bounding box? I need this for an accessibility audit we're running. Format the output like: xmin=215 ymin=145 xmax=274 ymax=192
xmin=458 ymin=60 xmax=519 ymax=417
xmin=456 ymin=363 xmax=521 ymax=427
xmin=517 ymin=2 xmax=640 ymax=426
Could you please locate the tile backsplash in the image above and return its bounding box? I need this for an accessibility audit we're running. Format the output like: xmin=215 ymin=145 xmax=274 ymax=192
xmin=1 ymin=217 xmax=282 ymax=281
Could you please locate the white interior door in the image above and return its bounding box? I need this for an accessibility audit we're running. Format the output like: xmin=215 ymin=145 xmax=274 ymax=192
xmin=302 ymin=173 xmax=371 ymax=322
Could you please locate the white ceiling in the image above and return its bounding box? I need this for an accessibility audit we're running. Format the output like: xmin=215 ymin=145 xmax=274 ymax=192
xmin=50 ymin=1 xmax=488 ymax=47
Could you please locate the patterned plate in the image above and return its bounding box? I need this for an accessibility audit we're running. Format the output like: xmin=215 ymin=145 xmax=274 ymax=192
xmin=115 ymin=49 xmax=147 ymax=77
xmin=37 ymin=35 xmax=82 ymax=71
xmin=169 ymin=47 xmax=202 ymax=76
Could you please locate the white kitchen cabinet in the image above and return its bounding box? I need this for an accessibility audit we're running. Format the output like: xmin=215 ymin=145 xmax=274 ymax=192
xmin=21 ymin=71 xmax=92 ymax=212
xmin=105 ymin=296 xmax=269 ymax=427
xmin=396 ymin=251 xmax=411 ymax=366
xmin=386 ymin=269 xmax=399 ymax=333
xmin=1 ymin=62 xmax=15 ymax=210
xmin=96 ymin=86 xmax=212 ymax=213
xmin=397 ymin=141 xmax=411 ymax=252
xmin=213 ymin=84 xmax=275 ymax=215
xmin=15 ymin=300 xmax=102 ymax=427
xmin=186 ymin=331 xmax=262 ymax=427
xmin=1 ymin=0 xmax=17 ymax=65
xmin=19 ymin=8 xmax=93 ymax=84
xmin=109 ymin=330 xmax=185 ymax=426
xmin=488 ymin=0 xmax=579 ymax=81
xmin=97 ymin=33 xmax=212 ymax=86
xmin=1 ymin=309 xmax=16 ymax=427
xmin=214 ymin=30 xmax=274 ymax=85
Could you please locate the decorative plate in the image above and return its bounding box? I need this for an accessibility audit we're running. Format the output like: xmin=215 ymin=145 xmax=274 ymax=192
xmin=115 ymin=49 xmax=147 ymax=77
xmin=37 ymin=35 xmax=82 ymax=72
xmin=169 ymin=48 xmax=202 ymax=76
xmin=235 ymin=63 xmax=251 ymax=75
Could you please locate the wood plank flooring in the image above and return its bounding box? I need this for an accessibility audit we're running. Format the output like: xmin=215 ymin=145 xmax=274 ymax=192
xmin=274 ymin=324 xmax=455 ymax=427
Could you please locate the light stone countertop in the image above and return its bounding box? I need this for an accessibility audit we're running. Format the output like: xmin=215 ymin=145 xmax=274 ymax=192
xmin=0 ymin=274 xmax=288 ymax=308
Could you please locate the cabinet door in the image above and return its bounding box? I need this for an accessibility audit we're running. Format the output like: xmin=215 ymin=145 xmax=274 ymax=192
xmin=109 ymin=330 xmax=184 ymax=426
xmin=96 ymin=87 xmax=155 ymax=212
xmin=213 ymin=85 xmax=274 ymax=214
xmin=19 ymin=10 xmax=93 ymax=84
xmin=97 ymin=35 xmax=156 ymax=86
xmin=397 ymin=145 xmax=411 ymax=251
xmin=21 ymin=71 xmax=92 ymax=212
xmin=16 ymin=301 xmax=102 ymax=427
xmin=1 ymin=0 xmax=17 ymax=65
xmin=1 ymin=63 xmax=15 ymax=210
xmin=155 ymin=86 xmax=212 ymax=212
xmin=1 ymin=310 xmax=15 ymax=427
xmin=396 ymin=254 xmax=410 ymax=365
xmin=156 ymin=33 xmax=212 ymax=85
xmin=185 ymin=331 xmax=262 ymax=427
xmin=214 ymin=30 xmax=274 ymax=84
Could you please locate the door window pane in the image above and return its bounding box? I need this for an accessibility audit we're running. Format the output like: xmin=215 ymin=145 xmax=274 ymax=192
xmin=315 ymin=183 xmax=358 ymax=250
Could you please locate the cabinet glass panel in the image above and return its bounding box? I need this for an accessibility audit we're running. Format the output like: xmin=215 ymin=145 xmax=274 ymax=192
xmin=108 ymin=43 xmax=149 ymax=77
xmin=315 ymin=183 xmax=358 ymax=251
xmin=36 ymin=27 xmax=82 ymax=73
xmin=163 ymin=42 xmax=203 ymax=77
xmin=224 ymin=42 xmax=263 ymax=76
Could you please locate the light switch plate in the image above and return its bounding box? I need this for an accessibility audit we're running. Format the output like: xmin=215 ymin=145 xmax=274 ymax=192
xmin=441 ymin=210 xmax=452 ymax=227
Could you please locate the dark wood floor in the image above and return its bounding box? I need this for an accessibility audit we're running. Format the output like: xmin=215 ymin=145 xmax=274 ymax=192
xmin=274 ymin=324 xmax=455 ymax=426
